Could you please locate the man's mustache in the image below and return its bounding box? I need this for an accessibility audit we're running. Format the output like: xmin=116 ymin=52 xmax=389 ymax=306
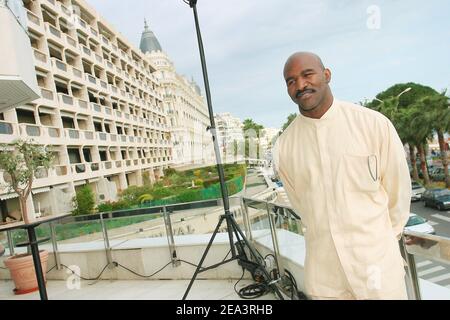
xmin=296 ymin=88 xmax=316 ymax=99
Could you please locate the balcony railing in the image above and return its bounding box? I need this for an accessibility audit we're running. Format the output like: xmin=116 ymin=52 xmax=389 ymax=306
xmin=67 ymin=129 xmax=80 ymax=139
xmin=22 ymin=124 xmax=41 ymax=137
xmin=83 ymin=131 xmax=94 ymax=140
xmin=0 ymin=121 xmax=14 ymax=135
xmin=47 ymin=127 xmax=60 ymax=138
xmin=98 ymin=132 xmax=107 ymax=141
xmin=40 ymin=88 xmax=54 ymax=101
xmin=90 ymin=163 xmax=100 ymax=172
xmin=33 ymin=49 xmax=47 ymax=63
xmin=70 ymin=163 xmax=85 ymax=174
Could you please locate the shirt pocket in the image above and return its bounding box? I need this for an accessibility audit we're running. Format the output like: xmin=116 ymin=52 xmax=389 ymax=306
xmin=342 ymin=154 xmax=380 ymax=192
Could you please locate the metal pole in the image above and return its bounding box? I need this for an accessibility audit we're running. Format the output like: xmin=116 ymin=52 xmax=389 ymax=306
xmin=240 ymin=198 xmax=253 ymax=241
xmin=189 ymin=0 xmax=236 ymax=258
xmin=7 ymin=230 xmax=14 ymax=256
xmin=399 ymin=236 xmax=421 ymax=300
xmin=99 ymin=213 xmax=114 ymax=268
xmin=163 ymin=206 xmax=180 ymax=267
xmin=26 ymin=226 xmax=48 ymax=300
xmin=266 ymin=202 xmax=285 ymax=279
xmin=49 ymin=222 xmax=61 ymax=270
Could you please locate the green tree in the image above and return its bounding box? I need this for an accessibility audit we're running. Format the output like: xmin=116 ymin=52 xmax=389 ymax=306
xmin=416 ymin=92 xmax=450 ymax=187
xmin=72 ymin=186 xmax=95 ymax=216
xmin=367 ymin=83 xmax=439 ymax=186
xmin=0 ymin=140 xmax=54 ymax=223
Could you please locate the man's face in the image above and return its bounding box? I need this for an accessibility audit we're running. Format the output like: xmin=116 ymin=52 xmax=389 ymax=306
xmin=284 ymin=55 xmax=331 ymax=112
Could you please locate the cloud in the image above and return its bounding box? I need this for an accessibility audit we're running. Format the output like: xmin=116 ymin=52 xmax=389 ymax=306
xmin=87 ymin=0 xmax=450 ymax=128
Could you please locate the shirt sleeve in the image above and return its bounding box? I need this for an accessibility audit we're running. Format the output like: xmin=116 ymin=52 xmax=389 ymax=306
xmin=380 ymin=117 xmax=412 ymax=240
xmin=272 ymin=138 xmax=300 ymax=217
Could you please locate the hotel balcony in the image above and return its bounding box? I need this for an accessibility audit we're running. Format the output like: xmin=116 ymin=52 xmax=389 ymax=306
xmin=0 ymin=184 xmax=449 ymax=300
xmin=26 ymin=9 xmax=44 ymax=35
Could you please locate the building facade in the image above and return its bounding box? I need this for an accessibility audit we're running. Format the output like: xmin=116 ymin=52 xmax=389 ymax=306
xmin=142 ymin=29 xmax=215 ymax=169
xmin=0 ymin=0 xmax=173 ymax=221
xmin=214 ymin=112 xmax=244 ymax=163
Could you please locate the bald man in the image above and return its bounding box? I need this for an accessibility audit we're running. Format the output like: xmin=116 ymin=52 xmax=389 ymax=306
xmin=273 ymin=52 xmax=411 ymax=300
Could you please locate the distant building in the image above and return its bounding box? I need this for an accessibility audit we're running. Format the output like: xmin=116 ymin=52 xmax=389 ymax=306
xmin=142 ymin=21 xmax=215 ymax=168
xmin=0 ymin=0 xmax=210 ymax=222
xmin=214 ymin=113 xmax=244 ymax=162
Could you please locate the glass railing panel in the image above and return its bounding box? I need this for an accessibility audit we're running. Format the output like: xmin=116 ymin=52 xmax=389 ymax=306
xmin=242 ymin=198 xmax=273 ymax=247
xmin=100 ymin=209 xmax=165 ymax=244
xmin=52 ymin=217 xmax=104 ymax=246
xmin=163 ymin=200 xmax=223 ymax=243
xmin=403 ymin=231 xmax=450 ymax=296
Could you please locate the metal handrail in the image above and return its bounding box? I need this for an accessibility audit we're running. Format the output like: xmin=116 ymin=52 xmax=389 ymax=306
xmin=241 ymin=196 xmax=450 ymax=300
xmin=3 ymin=195 xmax=448 ymax=300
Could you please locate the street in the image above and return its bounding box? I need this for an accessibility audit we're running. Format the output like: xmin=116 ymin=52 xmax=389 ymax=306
xmin=409 ymin=201 xmax=450 ymax=289
xmin=411 ymin=201 xmax=450 ymax=238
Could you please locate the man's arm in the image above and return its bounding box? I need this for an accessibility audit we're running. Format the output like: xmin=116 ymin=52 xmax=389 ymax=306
xmin=380 ymin=117 xmax=412 ymax=240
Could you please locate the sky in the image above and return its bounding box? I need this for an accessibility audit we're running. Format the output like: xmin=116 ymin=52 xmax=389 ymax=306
xmin=87 ymin=0 xmax=450 ymax=129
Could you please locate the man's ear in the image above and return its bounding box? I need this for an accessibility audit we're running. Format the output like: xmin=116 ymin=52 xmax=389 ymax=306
xmin=324 ymin=68 xmax=332 ymax=84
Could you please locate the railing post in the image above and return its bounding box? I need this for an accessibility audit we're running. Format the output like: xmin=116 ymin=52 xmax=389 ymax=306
xmin=100 ymin=212 xmax=114 ymax=268
xmin=163 ymin=205 xmax=180 ymax=267
xmin=241 ymin=198 xmax=253 ymax=241
xmin=49 ymin=222 xmax=61 ymax=270
xmin=265 ymin=201 xmax=285 ymax=279
xmin=399 ymin=236 xmax=421 ymax=300
xmin=7 ymin=230 xmax=14 ymax=256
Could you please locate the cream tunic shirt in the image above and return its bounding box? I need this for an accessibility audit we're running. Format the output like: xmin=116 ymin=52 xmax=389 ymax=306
xmin=273 ymin=99 xmax=411 ymax=299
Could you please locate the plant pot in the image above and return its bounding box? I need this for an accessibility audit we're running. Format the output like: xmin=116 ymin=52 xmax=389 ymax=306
xmin=4 ymin=250 xmax=49 ymax=295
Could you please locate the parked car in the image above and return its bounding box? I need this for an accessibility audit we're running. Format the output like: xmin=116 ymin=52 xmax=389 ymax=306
xmin=404 ymin=213 xmax=435 ymax=234
xmin=431 ymin=167 xmax=449 ymax=182
xmin=411 ymin=181 xmax=426 ymax=202
xmin=422 ymin=189 xmax=450 ymax=211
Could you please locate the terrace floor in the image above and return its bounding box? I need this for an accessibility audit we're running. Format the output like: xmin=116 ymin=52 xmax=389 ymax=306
xmin=0 ymin=279 xmax=278 ymax=300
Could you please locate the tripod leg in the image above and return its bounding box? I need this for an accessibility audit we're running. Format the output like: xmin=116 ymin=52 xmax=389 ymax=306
xmin=228 ymin=216 xmax=285 ymax=300
xmin=182 ymin=215 xmax=226 ymax=300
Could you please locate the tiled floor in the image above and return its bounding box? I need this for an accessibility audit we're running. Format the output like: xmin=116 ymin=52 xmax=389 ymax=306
xmin=0 ymin=279 xmax=278 ymax=300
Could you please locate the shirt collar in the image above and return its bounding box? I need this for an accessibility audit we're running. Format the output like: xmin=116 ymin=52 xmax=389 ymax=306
xmin=298 ymin=98 xmax=340 ymax=125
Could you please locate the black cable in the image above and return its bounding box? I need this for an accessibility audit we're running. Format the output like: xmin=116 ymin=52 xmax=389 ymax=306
xmin=222 ymin=248 xmax=232 ymax=263
xmin=60 ymin=263 xmax=110 ymax=281
xmin=115 ymin=260 xmax=173 ymax=278
xmin=46 ymin=264 xmax=57 ymax=274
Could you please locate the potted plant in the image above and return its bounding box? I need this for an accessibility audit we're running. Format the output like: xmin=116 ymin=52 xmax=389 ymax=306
xmin=0 ymin=139 xmax=53 ymax=294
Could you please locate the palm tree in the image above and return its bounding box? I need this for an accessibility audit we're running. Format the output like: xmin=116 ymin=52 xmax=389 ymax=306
xmin=401 ymin=102 xmax=434 ymax=185
xmin=138 ymin=194 xmax=154 ymax=204
xmin=367 ymin=83 xmax=441 ymax=186
xmin=416 ymin=92 xmax=450 ymax=187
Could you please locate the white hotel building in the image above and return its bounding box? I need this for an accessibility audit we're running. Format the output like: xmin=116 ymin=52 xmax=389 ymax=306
xmin=143 ymin=25 xmax=215 ymax=168
xmin=0 ymin=0 xmax=211 ymax=221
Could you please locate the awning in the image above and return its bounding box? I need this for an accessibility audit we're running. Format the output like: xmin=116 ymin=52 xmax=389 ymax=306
xmin=0 ymin=192 xmax=18 ymax=201
xmin=73 ymin=180 xmax=86 ymax=187
xmin=89 ymin=178 xmax=100 ymax=183
xmin=32 ymin=187 xmax=51 ymax=195
xmin=52 ymin=184 xmax=70 ymax=190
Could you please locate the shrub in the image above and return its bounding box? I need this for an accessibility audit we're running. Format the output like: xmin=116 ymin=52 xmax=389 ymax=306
xmin=164 ymin=167 xmax=177 ymax=176
xmin=142 ymin=171 xmax=151 ymax=186
xmin=193 ymin=169 xmax=202 ymax=178
xmin=119 ymin=185 xmax=153 ymax=205
xmin=176 ymin=189 xmax=201 ymax=203
xmin=151 ymin=186 xmax=174 ymax=200
xmin=194 ymin=178 xmax=203 ymax=187
xmin=72 ymin=186 xmax=95 ymax=216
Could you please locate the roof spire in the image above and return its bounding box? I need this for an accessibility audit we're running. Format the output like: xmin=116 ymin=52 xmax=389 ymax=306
xmin=144 ymin=18 xmax=149 ymax=30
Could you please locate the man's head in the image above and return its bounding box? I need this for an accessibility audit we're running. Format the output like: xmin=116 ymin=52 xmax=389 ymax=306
xmin=283 ymin=52 xmax=333 ymax=116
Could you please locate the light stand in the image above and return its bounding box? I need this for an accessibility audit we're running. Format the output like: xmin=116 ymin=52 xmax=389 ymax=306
xmin=182 ymin=0 xmax=284 ymax=300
